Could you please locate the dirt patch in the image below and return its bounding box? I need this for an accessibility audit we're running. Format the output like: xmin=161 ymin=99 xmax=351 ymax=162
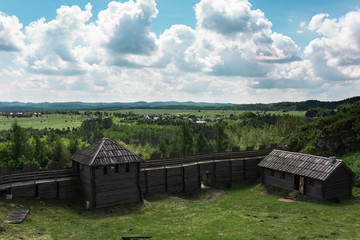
xmin=278 ymin=198 xmax=296 ymax=202
xmin=202 ymin=186 xmax=224 ymax=203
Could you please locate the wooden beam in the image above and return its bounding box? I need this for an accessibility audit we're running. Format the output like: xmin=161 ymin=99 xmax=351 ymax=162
xmin=122 ymin=236 xmax=152 ymax=240
xmin=91 ymin=167 xmax=96 ymax=210
xmin=137 ymin=162 xmax=144 ymax=202
xmin=229 ymin=158 xmax=232 ymax=187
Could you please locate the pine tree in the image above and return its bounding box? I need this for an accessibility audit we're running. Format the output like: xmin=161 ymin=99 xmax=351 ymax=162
xmin=181 ymin=124 xmax=193 ymax=155
xmin=53 ymin=137 xmax=69 ymax=167
xmin=195 ymin=131 xmax=208 ymax=153
xmin=159 ymin=140 xmax=168 ymax=158
xmin=214 ymin=122 xmax=229 ymax=152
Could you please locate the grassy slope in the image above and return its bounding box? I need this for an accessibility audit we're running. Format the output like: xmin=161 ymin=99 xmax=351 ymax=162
xmin=0 ymin=183 xmax=359 ymax=240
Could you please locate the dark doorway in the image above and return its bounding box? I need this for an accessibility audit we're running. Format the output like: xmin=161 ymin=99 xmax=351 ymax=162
xmin=294 ymin=175 xmax=305 ymax=193
xmin=299 ymin=176 xmax=304 ymax=193
xmin=202 ymin=172 xmax=214 ymax=187
xmin=294 ymin=175 xmax=300 ymax=190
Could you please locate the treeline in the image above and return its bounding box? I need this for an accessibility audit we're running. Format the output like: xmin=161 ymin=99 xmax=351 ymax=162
xmin=229 ymin=96 xmax=360 ymax=111
xmin=99 ymin=112 xmax=303 ymax=159
xmin=287 ymin=104 xmax=360 ymax=156
xmin=0 ymin=121 xmax=87 ymax=170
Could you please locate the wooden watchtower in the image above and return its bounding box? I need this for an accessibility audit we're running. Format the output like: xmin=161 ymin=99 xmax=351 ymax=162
xmin=70 ymin=138 xmax=144 ymax=209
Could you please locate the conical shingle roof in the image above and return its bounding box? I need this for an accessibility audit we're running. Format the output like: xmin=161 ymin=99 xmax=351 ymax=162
xmin=70 ymin=138 xmax=144 ymax=166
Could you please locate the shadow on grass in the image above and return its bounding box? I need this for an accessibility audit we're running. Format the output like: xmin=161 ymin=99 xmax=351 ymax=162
xmin=254 ymin=184 xmax=360 ymax=206
xmin=0 ymin=195 xmax=147 ymax=219
xmin=144 ymin=189 xmax=208 ymax=203
xmin=144 ymin=181 xmax=261 ymax=203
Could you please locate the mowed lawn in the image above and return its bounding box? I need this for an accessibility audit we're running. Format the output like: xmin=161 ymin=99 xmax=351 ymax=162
xmin=0 ymin=183 xmax=359 ymax=240
xmin=0 ymin=114 xmax=86 ymax=131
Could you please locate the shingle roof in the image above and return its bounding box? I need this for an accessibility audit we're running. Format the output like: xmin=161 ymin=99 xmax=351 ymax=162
xmin=70 ymin=138 xmax=144 ymax=166
xmin=258 ymin=149 xmax=353 ymax=181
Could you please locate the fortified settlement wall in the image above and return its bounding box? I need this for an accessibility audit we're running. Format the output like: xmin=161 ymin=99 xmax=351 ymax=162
xmin=0 ymin=139 xmax=277 ymax=209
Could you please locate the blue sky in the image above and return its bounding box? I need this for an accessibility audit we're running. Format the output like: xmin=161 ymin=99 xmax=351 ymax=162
xmin=0 ymin=0 xmax=360 ymax=103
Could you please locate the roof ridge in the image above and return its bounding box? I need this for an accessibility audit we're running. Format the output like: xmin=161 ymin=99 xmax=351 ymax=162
xmin=272 ymin=149 xmax=342 ymax=162
xmin=89 ymin=138 xmax=106 ymax=166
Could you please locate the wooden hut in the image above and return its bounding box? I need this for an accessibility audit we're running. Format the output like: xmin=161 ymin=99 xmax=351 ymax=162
xmin=258 ymin=149 xmax=354 ymax=200
xmin=70 ymin=138 xmax=144 ymax=209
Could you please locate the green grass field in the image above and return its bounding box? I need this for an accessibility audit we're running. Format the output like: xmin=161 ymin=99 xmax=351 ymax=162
xmin=110 ymin=109 xmax=306 ymax=118
xmin=0 ymin=183 xmax=359 ymax=240
xmin=0 ymin=110 xmax=306 ymax=131
xmin=0 ymin=114 xmax=86 ymax=131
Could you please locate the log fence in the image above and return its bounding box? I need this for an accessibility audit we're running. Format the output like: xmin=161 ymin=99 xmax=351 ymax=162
xmin=141 ymin=148 xmax=272 ymax=170
xmin=0 ymin=145 xmax=278 ymax=200
xmin=0 ymin=168 xmax=77 ymax=186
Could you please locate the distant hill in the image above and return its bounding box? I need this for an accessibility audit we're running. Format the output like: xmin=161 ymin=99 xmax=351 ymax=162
xmin=0 ymin=101 xmax=234 ymax=112
xmin=0 ymin=96 xmax=359 ymax=112
xmin=229 ymin=96 xmax=360 ymax=111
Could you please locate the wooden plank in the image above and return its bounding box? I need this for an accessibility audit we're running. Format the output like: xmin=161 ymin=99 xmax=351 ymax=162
xmin=122 ymin=236 xmax=152 ymax=240
xmin=38 ymin=182 xmax=57 ymax=198
xmin=4 ymin=210 xmax=30 ymax=224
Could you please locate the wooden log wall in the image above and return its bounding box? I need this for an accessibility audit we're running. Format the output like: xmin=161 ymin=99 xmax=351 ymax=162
xmin=142 ymin=148 xmax=273 ymax=194
xmin=7 ymin=178 xmax=80 ymax=199
xmin=93 ymin=163 xmax=142 ymax=209
xmin=215 ymin=161 xmax=231 ymax=187
xmin=38 ymin=182 xmax=57 ymax=198
xmin=244 ymin=158 xmax=261 ymax=181
xmin=11 ymin=185 xmax=36 ymax=198
xmin=2 ymin=146 xmax=276 ymax=207
xmin=324 ymin=166 xmax=353 ymax=199
xmin=0 ymin=161 xmax=67 ymax=177
xmin=261 ymin=168 xmax=294 ymax=190
xmin=58 ymin=178 xmax=81 ymax=199
xmin=167 ymin=168 xmax=183 ymax=193
xmin=184 ymin=165 xmax=199 ymax=191
xmin=79 ymin=165 xmax=93 ymax=206
xmin=231 ymin=160 xmax=245 ymax=182
xmin=146 ymin=169 xmax=166 ymax=193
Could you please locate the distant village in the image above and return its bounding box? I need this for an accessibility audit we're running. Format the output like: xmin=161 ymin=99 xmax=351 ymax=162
xmin=141 ymin=114 xmax=221 ymax=124
xmin=0 ymin=112 xmax=42 ymax=118
xmin=0 ymin=109 xmax=224 ymax=125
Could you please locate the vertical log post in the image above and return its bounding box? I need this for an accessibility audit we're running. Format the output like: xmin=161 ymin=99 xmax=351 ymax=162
xmin=229 ymin=154 xmax=232 ymax=188
xmin=243 ymin=159 xmax=246 ymax=180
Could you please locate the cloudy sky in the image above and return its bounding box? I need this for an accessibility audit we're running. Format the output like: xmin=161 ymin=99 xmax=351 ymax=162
xmin=1 ymin=0 xmax=360 ymax=103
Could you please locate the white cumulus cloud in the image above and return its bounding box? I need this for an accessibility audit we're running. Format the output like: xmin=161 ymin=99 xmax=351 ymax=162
xmin=23 ymin=3 xmax=93 ymax=75
xmin=168 ymin=0 xmax=301 ymax=79
xmin=97 ymin=0 xmax=158 ymax=66
xmin=306 ymin=10 xmax=360 ymax=80
xmin=0 ymin=12 xmax=25 ymax=52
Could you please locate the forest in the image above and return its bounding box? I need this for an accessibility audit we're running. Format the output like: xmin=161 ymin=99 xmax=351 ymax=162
xmin=0 ymin=101 xmax=359 ymax=183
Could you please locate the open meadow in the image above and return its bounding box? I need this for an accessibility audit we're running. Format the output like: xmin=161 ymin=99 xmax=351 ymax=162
xmin=0 ymin=183 xmax=359 ymax=240
xmin=0 ymin=114 xmax=86 ymax=131
xmin=109 ymin=109 xmax=306 ymax=118
xmin=0 ymin=110 xmax=306 ymax=131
